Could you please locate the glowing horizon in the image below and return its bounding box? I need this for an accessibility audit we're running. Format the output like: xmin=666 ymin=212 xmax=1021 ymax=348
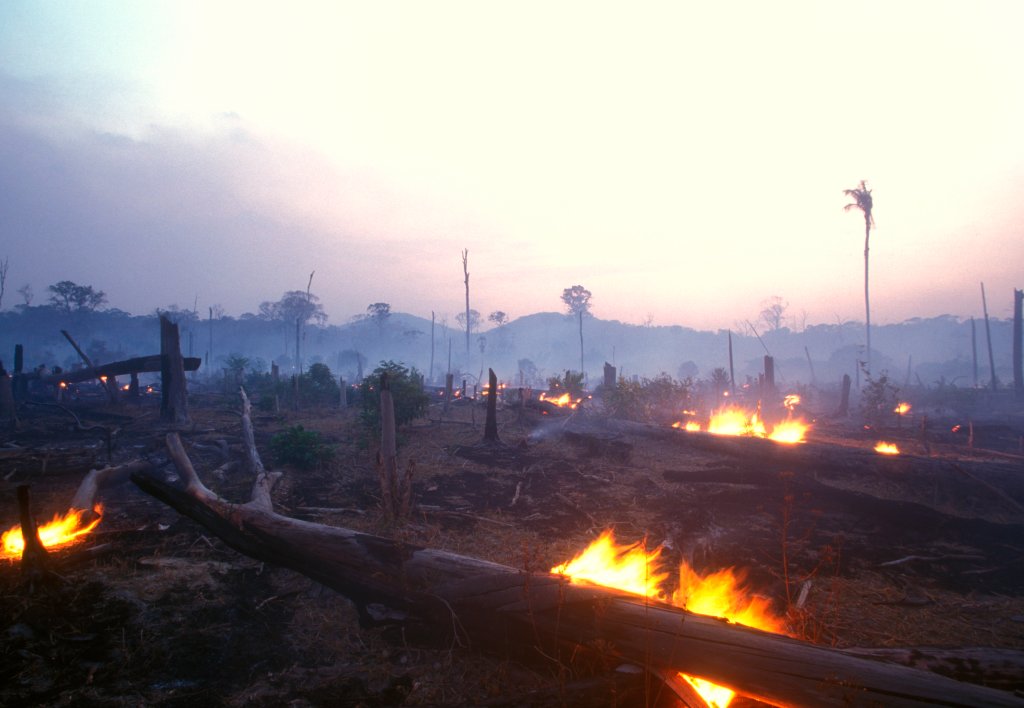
xmin=1 ymin=2 xmax=1021 ymax=331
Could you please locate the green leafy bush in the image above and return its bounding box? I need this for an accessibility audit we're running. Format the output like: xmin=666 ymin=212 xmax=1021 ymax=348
xmin=269 ymin=425 xmax=333 ymax=470
xmin=605 ymin=373 xmax=692 ymax=424
xmin=359 ymin=361 xmax=430 ymax=430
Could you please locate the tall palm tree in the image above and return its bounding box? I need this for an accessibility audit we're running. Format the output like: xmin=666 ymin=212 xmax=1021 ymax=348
xmin=844 ymin=180 xmax=874 ymax=376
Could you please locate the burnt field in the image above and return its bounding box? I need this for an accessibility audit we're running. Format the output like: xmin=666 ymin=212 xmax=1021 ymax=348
xmin=2 ymin=394 xmax=1024 ymax=707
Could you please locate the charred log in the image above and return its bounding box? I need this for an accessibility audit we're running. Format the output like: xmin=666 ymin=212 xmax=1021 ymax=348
xmin=131 ymin=435 xmax=1023 ymax=708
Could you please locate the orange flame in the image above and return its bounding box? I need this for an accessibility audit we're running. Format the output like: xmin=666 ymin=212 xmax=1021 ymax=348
xmin=539 ymin=391 xmax=581 ymax=409
xmin=552 ymin=530 xmax=786 ymax=706
xmin=1 ymin=505 xmax=103 ymax=560
xmin=894 ymin=402 xmax=911 ymax=415
xmin=874 ymin=442 xmax=900 ymax=455
xmin=702 ymin=406 xmax=811 ymax=444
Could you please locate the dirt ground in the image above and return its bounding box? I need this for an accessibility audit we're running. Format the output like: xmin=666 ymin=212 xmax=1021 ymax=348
xmin=2 ymin=395 xmax=1023 ymax=707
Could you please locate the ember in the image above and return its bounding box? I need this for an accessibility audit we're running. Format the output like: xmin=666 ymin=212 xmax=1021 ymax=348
xmin=1 ymin=505 xmax=102 ymax=560
xmin=894 ymin=401 xmax=912 ymax=415
xmin=552 ymin=529 xmax=787 ymax=706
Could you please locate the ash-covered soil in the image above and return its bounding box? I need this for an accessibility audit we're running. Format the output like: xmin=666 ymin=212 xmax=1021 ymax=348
xmin=2 ymin=398 xmax=1024 ymax=706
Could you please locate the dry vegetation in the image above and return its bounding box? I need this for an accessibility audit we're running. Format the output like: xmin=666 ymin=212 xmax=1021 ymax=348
xmin=2 ymin=394 xmax=1023 ymax=706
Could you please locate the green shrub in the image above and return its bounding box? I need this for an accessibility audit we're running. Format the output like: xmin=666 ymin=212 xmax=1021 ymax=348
xmin=605 ymin=373 xmax=693 ymax=424
xmin=359 ymin=361 xmax=430 ymax=431
xmin=269 ymin=425 xmax=333 ymax=470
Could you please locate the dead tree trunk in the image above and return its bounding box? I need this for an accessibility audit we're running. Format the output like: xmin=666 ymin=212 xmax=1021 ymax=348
xmin=837 ymin=374 xmax=851 ymax=417
xmin=981 ymin=282 xmax=998 ymax=391
xmin=17 ymin=485 xmax=50 ymax=586
xmin=483 ymin=368 xmax=500 ymax=443
xmin=0 ymin=372 xmax=14 ymax=425
xmin=1014 ymin=288 xmax=1022 ymax=398
xmin=160 ymin=315 xmax=190 ymax=425
xmin=603 ymin=362 xmax=616 ymax=390
xmin=132 ymin=438 xmax=1023 ymax=708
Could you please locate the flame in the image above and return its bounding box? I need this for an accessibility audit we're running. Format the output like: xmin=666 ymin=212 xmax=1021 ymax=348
xmin=767 ymin=418 xmax=809 ymax=444
xmin=552 ymin=530 xmax=786 ymax=706
xmin=894 ymin=402 xmax=912 ymax=415
xmin=706 ymin=406 xmax=810 ymax=444
xmin=1 ymin=505 xmax=103 ymax=560
xmin=671 ymin=420 xmax=702 ymax=432
xmin=539 ymin=391 xmax=580 ymax=409
xmin=874 ymin=441 xmax=900 ymax=455
xmin=783 ymin=394 xmax=801 ymax=410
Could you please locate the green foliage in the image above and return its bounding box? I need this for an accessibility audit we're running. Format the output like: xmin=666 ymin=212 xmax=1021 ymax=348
xmin=298 ymin=362 xmax=341 ymax=406
xmin=605 ymin=373 xmax=693 ymax=424
xmin=360 ymin=361 xmax=430 ymax=431
xmin=223 ymin=353 xmax=250 ymax=375
xmin=547 ymin=370 xmax=585 ymax=397
xmin=269 ymin=425 xmax=333 ymax=470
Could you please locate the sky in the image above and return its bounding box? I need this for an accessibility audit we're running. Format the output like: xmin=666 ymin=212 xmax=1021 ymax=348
xmin=1 ymin=1 xmax=1022 ymax=331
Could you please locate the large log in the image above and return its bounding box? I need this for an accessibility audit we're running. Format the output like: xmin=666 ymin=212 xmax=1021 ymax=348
xmin=43 ymin=355 xmax=201 ymax=385
xmin=131 ymin=433 xmax=1022 ymax=708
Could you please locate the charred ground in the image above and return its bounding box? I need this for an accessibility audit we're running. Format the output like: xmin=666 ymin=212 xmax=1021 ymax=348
xmin=2 ymin=395 xmax=1023 ymax=706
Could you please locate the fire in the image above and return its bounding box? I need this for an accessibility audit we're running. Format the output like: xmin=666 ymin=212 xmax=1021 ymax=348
xmin=783 ymin=394 xmax=801 ymax=410
xmin=1 ymin=505 xmax=103 ymax=560
xmin=699 ymin=405 xmax=810 ymax=444
xmin=874 ymin=441 xmax=900 ymax=455
xmin=708 ymin=407 xmax=767 ymax=437
xmin=894 ymin=402 xmax=912 ymax=415
xmin=539 ymin=391 xmax=581 ymax=409
xmin=552 ymin=530 xmax=786 ymax=706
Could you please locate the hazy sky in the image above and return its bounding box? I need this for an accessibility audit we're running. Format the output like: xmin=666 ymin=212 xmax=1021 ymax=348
xmin=1 ymin=1 xmax=1021 ymax=330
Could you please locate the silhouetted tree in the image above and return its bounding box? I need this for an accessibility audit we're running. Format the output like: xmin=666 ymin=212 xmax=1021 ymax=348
xmin=366 ymin=302 xmax=391 ymax=335
xmin=488 ymin=311 xmax=509 ymax=328
xmin=561 ymin=285 xmax=592 ymax=377
xmin=759 ymin=296 xmax=789 ymax=332
xmin=455 ymin=309 xmax=480 ymax=344
xmin=48 ymin=280 xmax=107 ymax=313
xmin=844 ymin=180 xmax=875 ymax=375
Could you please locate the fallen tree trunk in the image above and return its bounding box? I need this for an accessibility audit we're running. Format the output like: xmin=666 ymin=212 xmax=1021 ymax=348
xmin=42 ymin=355 xmax=202 ymax=386
xmin=130 ymin=433 xmax=1022 ymax=708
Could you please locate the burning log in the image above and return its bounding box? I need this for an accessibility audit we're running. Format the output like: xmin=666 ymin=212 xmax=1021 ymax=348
xmin=131 ymin=436 xmax=1022 ymax=707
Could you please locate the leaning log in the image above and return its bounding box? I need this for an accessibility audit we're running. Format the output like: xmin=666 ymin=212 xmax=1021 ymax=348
xmin=131 ymin=435 xmax=1022 ymax=708
xmin=43 ymin=355 xmax=201 ymax=385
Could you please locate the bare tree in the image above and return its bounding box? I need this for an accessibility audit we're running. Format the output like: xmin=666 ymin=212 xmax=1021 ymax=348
xmin=561 ymin=285 xmax=592 ymax=377
xmin=844 ymin=180 xmax=875 ymax=376
xmin=16 ymin=284 xmax=33 ymax=306
xmin=462 ymin=249 xmax=471 ymax=359
xmin=759 ymin=296 xmax=789 ymax=332
xmin=0 ymin=257 xmax=8 ymax=309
